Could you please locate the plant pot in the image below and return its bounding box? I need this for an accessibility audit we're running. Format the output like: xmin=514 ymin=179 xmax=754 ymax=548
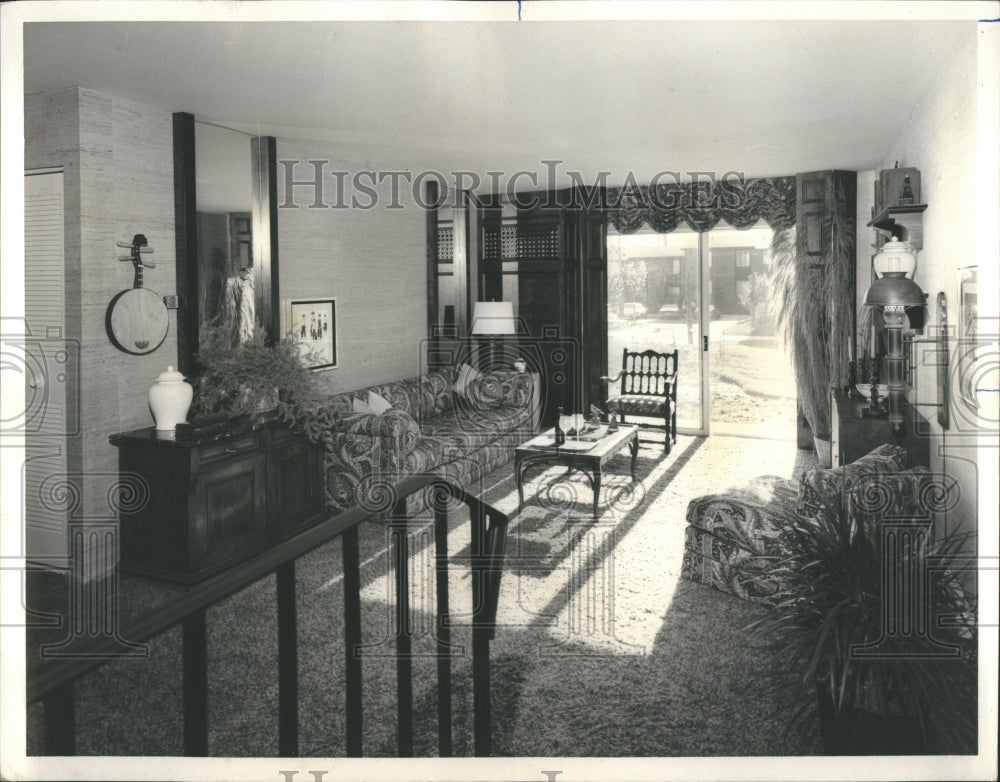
xmin=816 ymin=686 xmax=929 ymax=755
xmin=813 ymin=436 xmax=832 ymax=468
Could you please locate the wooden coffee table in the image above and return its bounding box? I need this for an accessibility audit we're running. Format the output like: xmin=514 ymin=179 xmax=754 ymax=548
xmin=514 ymin=424 xmax=639 ymax=518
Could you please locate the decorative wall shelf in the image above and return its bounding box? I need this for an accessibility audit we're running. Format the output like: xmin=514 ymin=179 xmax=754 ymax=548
xmin=867 ymin=204 xmax=928 ymax=250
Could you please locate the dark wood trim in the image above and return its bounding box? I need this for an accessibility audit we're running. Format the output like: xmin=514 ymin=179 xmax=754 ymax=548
xmin=433 ymin=504 xmax=453 ymax=757
xmin=172 ymin=112 xmax=198 ymax=376
xmin=342 ymin=526 xmax=363 ymax=757
xmin=392 ymin=500 xmax=414 ymax=757
xmin=252 ymin=136 xmax=281 ymax=342
xmin=276 ymin=561 xmax=299 ymax=757
xmin=425 ymin=179 xmax=439 ymax=339
xmin=470 ymin=502 xmax=492 ymax=756
xmin=42 ymin=682 xmax=75 ymax=755
xmin=182 ymin=610 xmax=209 ymax=756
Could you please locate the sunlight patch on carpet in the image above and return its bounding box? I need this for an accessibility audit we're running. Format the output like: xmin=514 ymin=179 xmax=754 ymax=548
xmin=349 ymin=434 xmax=809 ymax=658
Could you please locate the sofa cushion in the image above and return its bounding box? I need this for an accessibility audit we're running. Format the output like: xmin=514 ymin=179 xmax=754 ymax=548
xmin=425 ymin=403 xmax=531 ymax=453
xmin=403 ymin=435 xmax=462 ymax=475
xmin=796 ymin=443 xmax=908 ymax=519
xmin=421 ymin=368 xmax=456 ymax=418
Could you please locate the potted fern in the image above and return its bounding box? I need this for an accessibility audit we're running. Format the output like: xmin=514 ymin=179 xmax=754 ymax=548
xmin=746 ymin=500 xmax=977 ymax=754
xmin=191 ymin=324 xmax=329 ymax=430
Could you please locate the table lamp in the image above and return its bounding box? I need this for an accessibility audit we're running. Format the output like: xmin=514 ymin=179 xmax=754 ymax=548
xmin=863 ymin=239 xmax=926 ymax=434
xmin=471 ymin=301 xmax=517 ymax=368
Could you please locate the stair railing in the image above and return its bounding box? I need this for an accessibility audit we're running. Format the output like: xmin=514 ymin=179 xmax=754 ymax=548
xmin=27 ymin=474 xmax=510 ymax=758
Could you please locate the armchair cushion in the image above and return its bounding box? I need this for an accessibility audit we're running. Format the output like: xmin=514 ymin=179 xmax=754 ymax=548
xmin=682 ymin=475 xmax=800 ymax=601
xmin=607 ymin=395 xmax=670 ymax=416
xmin=795 ymin=443 xmax=908 ymax=519
xmin=682 ymin=444 xmax=934 ymax=604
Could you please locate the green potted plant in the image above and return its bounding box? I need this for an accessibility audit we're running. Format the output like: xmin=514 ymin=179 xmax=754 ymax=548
xmin=770 ymin=180 xmax=855 ymax=466
xmin=191 ymin=324 xmax=330 ymax=430
xmin=746 ymin=501 xmax=977 ymax=754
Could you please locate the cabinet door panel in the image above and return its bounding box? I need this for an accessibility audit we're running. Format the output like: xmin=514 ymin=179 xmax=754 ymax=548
xmin=268 ymin=439 xmax=325 ymax=539
xmin=192 ymin=453 xmax=267 ymax=570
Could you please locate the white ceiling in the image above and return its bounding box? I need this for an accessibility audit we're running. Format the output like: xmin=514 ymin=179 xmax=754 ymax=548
xmin=22 ymin=13 xmax=974 ymax=186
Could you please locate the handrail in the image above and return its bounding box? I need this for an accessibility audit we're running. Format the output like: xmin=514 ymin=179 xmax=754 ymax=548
xmin=27 ymin=473 xmax=510 ymax=757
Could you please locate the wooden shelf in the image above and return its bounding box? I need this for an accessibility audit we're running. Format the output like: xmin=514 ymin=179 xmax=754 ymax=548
xmin=867 ymin=204 xmax=927 ymax=249
xmin=867 ymin=203 xmax=928 ymax=228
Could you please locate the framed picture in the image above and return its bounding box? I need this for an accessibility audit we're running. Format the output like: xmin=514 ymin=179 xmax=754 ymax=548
xmin=956 ymin=266 xmax=977 ymax=412
xmin=282 ymin=298 xmax=337 ymax=370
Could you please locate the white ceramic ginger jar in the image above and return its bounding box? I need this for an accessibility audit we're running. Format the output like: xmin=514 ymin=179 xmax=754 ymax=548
xmin=148 ymin=365 xmax=193 ymax=431
xmin=874 ymin=238 xmax=917 ymax=278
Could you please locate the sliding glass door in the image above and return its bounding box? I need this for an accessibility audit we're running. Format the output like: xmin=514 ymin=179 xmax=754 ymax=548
xmin=706 ymin=220 xmax=796 ymax=438
xmin=606 ymin=219 xmax=795 ymax=439
xmin=607 ymin=225 xmax=708 ymax=434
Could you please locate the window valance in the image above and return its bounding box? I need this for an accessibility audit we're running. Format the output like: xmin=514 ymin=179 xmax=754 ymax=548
xmin=605 ymin=175 xmax=796 ymax=234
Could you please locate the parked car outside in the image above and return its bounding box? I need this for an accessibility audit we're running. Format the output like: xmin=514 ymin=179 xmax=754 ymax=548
xmin=622 ymin=302 xmax=647 ymax=319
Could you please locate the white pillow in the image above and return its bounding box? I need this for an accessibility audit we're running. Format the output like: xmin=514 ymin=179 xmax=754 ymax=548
xmin=352 ymin=391 xmax=392 ymax=415
xmin=453 ymin=363 xmax=480 ymax=397
xmin=367 ymin=390 xmax=393 ymax=414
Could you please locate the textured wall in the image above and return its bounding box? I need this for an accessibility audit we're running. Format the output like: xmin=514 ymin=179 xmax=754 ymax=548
xmin=25 ymin=88 xmax=177 ymax=566
xmin=872 ymin=30 xmax=979 ymax=540
xmin=276 ymin=139 xmax=427 ymax=393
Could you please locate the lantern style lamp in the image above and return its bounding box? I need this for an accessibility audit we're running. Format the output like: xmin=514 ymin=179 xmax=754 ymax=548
xmin=863 ymin=239 xmax=926 ymax=434
xmin=471 ymin=301 xmax=517 ymax=368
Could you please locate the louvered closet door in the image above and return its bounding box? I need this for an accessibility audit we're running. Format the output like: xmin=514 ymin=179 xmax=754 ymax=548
xmin=24 ymin=171 xmax=68 ymax=562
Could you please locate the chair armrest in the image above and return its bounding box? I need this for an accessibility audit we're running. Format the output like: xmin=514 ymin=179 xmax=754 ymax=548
xmin=599 ymin=371 xmax=624 ymax=386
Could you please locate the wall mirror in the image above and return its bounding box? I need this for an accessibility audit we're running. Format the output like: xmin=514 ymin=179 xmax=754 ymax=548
xmin=195 ymin=122 xmax=254 ymax=344
xmin=173 ymin=113 xmax=280 ymax=376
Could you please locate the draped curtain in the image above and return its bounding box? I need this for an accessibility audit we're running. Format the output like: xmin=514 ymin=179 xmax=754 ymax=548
xmin=604 ymin=175 xmax=796 ymax=234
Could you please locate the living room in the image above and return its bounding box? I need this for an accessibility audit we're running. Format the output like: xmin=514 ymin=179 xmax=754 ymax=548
xmin=2 ymin=4 xmax=998 ymax=780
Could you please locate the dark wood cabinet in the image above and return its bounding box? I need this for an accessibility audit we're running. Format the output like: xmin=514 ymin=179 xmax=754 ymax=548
xmin=478 ymin=192 xmax=608 ymax=429
xmin=110 ymin=423 xmax=326 ymax=583
xmin=831 ymin=389 xmax=930 ymax=468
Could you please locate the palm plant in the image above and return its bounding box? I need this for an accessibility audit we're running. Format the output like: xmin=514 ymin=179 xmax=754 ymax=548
xmin=746 ymin=504 xmax=977 ymax=754
xmin=770 ymin=178 xmax=855 ymax=445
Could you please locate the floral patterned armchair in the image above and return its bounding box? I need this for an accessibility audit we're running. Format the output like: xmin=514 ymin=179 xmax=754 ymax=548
xmin=681 ymin=444 xmax=936 ymax=602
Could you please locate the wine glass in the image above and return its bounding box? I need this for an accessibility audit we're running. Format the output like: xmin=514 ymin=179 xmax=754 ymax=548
xmin=558 ymin=413 xmax=573 ymax=442
xmin=572 ymin=413 xmax=584 ymax=439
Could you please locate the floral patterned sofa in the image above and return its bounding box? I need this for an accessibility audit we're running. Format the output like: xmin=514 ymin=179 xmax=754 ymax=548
xmin=681 ymin=444 xmax=933 ymax=601
xmin=317 ymin=366 xmax=536 ymax=514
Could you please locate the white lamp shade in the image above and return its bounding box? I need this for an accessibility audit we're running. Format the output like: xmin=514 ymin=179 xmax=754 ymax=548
xmin=873 ymin=238 xmax=917 ymax=279
xmin=471 ymin=301 xmax=517 ymax=335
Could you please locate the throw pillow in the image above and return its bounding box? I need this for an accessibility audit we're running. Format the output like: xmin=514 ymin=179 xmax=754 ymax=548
xmin=351 ymin=396 xmax=373 ymax=414
xmin=466 ymin=371 xmax=505 ymax=410
xmin=367 ymin=390 xmax=393 ymax=414
xmin=453 ymin=363 xmax=480 ymax=397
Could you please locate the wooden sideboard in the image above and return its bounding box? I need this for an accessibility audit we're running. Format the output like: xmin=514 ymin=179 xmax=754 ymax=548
xmin=110 ymin=422 xmax=326 ymax=584
xmin=831 ymin=388 xmax=930 ymax=468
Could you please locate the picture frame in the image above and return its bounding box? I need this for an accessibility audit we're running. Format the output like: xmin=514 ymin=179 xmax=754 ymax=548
xmin=956 ymin=266 xmax=978 ymax=412
xmin=282 ymin=298 xmax=337 ymax=370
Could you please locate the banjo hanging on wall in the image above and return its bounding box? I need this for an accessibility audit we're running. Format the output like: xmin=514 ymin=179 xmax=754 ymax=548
xmin=106 ymin=234 xmax=169 ymax=355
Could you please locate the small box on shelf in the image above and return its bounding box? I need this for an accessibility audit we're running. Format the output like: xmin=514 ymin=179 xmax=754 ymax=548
xmin=876 ymin=167 xmax=920 ymax=212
